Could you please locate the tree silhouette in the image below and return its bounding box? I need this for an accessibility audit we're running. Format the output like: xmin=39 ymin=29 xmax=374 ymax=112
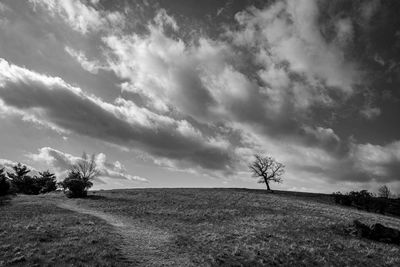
xmin=249 ymin=154 xmax=284 ymax=191
xmin=7 ymin=163 xmax=39 ymax=194
xmin=60 ymin=153 xmax=99 ymax=198
xmin=7 ymin=163 xmax=30 ymax=180
xmin=36 ymin=170 xmax=57 ymax=193
xmin=71 ymin=153 xmax=100 ymax=181
xmin=378 ymin=185 xmax=391 ymax=199
xmin=0 ymin=168 xmax=10 ymax=196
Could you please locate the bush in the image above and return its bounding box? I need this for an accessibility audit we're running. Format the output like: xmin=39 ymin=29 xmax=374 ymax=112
xmin=0 ymin=168 xmax=10 ymax=196
xmin=373 ymin=197 xmax=389 ymax=214
xmin=59 ymin=153 xmax=99 ymax=198
xmin=349 ymin=190 xmax=374 ymax=211
xmin=332 ymin=192 xmax=352 ymax=206
xmin=333 ymin=190 xmax=390 ymax=215
xmin=59 ymin=171 xmax=93 ymax=198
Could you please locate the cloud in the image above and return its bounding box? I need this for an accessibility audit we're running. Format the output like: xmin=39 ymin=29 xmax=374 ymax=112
xmin=65 ymin=46 xmax=108 ymax=74
xmin=0 ymin=58 xmax=236 ymax=174
xmin=301 ymin=126 xmax=341 ymax=151
xmin=103 ymin=26 xmax=226 ymax=119
xmin=230 ymin=0 xmax=360 ymax=105
xmin=289 ymin=139 xmax=400 ymax=185
xmin=28 ymin=147 xmax=148 ymax=182
xmin=29 ymin=0 xmax=124 ymax=34
xmin=0 ymin=159 xmax=38 ymax=175
xmin=154 ymin=8 xmax=179 ymax=31
xmin=2 ymin=1 xmax=398 ymax=192
xmin=349 ymin=141 xmax=400 ymax=182
xmin=360 ymin=106 xmax=381 ymax=119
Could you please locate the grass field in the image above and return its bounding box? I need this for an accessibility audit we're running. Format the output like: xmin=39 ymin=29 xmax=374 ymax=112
xmin=1 ymin=188 xmax=400 ymax=266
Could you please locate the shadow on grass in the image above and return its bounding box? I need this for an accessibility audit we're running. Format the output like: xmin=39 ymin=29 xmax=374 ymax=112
xmin=85 ymin=194 xmax=108 ymax=200
xmin=0 ymin=195 xmax=13 ymax=206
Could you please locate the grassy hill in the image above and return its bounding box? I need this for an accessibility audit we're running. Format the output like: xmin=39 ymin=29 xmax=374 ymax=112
xmin=1 ymin=188 xmax=400 ymax=266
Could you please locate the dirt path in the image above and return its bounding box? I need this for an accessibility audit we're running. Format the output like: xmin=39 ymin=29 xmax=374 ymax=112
xmin=57 ymin=202 xmax=192 ymax=266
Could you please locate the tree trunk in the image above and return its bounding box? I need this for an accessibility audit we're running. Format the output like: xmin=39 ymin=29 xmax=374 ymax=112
xmin=264 ymin=178 xmax=271 ymax=191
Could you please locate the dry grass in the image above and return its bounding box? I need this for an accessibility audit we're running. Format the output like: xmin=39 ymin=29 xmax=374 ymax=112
xmin=0 ymin=193 xmax=128 ymax=266
xmin=1 ymin=188 xmax=400 ymax=266
xmin=73 ymin=188 xmax=400 ymax=266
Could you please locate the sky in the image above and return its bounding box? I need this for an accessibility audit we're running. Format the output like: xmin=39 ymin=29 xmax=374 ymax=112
xmin=0 ymin=0 xmax=399 ymax=193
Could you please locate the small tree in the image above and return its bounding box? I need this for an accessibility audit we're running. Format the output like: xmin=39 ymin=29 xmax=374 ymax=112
xmin=249 ymin=154 xmax=285 ymax=191
xmin=36 ymin=170 xmax=57 ymax=194
xmin=60 ymin=153 xmax=99 ymax=198
xmin=378 ymin=185 xmax=391 ymax=199
xmin=60 ymin=171 xmax=92 ymax=198
xmin=0 ymin=168 xmax=10 ymax=196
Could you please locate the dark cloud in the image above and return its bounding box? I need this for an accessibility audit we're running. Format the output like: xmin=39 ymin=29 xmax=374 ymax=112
xmin=1 ymin=0 xmax=400 ymax=191
xmin=0 ymin=58 xmax=236 ymax=173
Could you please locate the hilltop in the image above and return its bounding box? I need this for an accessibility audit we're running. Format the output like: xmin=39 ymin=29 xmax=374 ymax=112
xmin=1 ymin=188 xmax=399 ymax=266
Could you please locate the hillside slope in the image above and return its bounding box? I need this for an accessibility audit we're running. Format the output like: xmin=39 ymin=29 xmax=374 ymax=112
xmin=1 ymin=188 xmax=400 ymax=266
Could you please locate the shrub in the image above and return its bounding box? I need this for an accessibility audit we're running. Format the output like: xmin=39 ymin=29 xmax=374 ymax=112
xmin=373 ymin=197 xmax=389 ymax=214
xmin=333 ymin=190 xmax=391 ymax=214
xmin=59 ymin=171 xmax=93 ymax=198
xmin=60 ymin=153 xmax=99 ymax=198
xmin=349 ymin=190 xmax=374 ymax=211
xmin=332 ymin=192 xmax=352 ymax=206
xmin=0 ymin=168 xmax=10 ymax=196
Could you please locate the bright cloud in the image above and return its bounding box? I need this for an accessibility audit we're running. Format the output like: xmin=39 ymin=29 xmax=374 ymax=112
xmin=0 ymin=0 xmax=399 ymax=192
xmin=0 ymin=58 xmax=237 ymax=174
xmin=28 ymin=147 xmax=148 ymax=182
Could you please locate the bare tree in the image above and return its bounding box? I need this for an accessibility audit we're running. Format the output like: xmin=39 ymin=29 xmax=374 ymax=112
xmin=378 ymin=185 xmax=391 ymax=199
xmin=71 ymin=152 xmax=100 ymax=181
xmin=249 ymin=154 xmax=284 ymax=191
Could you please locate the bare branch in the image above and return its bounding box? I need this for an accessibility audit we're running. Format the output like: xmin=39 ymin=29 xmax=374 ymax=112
xmin=71 ymin=153 xmax=100 ymax=180
xmin=249 ymin=154 xmax=285 ymax=190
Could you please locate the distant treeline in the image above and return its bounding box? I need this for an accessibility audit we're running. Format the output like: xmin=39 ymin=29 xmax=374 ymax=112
xmin=333 ymin=190 xmax=400 ymax=217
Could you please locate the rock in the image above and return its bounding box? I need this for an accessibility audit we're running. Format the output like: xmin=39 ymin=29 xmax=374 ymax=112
xmin=370 ymin=223 xmax=400 ymax=243
xmin=353 ymin=220 xmax=371 ymax=238
xmin=353 ymin=220 xmax=400 ymax=245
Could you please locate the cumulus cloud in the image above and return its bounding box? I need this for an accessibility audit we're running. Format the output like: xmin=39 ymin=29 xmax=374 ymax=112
xmin=230 ymin=0 xmax=360 ymax=105
xmin=0 ymin=159 xmax=38 ymax=175
xmin=290 ymin=140 xmax=400 ymax=185
xmin=28 ymin=147 xmax=148 ymax=182
xmin=349 ymin=141 xmax=400 ymax=182
xmin=0 ymin=58 xmax=236 ymax=173
xmin=1 ymin=1 xmax=398 ymax=192
xmin=301 ymin=126 xmax=341 ymax=151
